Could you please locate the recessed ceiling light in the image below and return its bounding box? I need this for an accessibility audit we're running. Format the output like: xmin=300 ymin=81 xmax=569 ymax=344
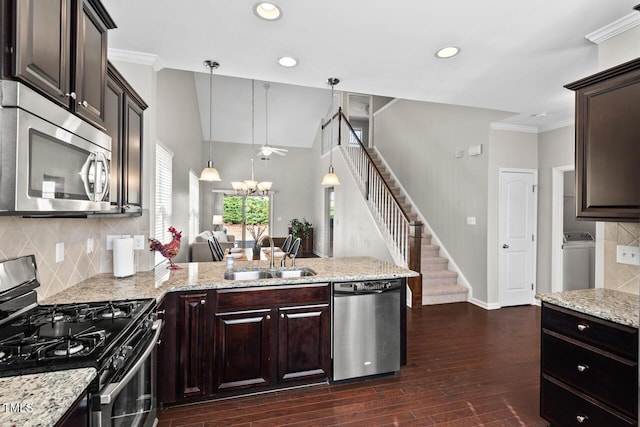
xmin=532 ymin=112 xmax=548 ymax=118
xmin=435 ymin=46 xmax=460 ymax=59
xmin=278 ymin=56 xmax=297 ymax=67
xmin=254 ymin=2 xmax=282 ymax=21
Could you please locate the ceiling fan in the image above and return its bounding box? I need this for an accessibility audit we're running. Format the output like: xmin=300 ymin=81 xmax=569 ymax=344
xmin=258 ymin=83 xmax=288 ymax=158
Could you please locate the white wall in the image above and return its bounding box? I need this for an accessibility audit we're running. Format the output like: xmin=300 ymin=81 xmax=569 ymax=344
xmin=487 ymin=129 xmax=538 ymax=305
xmin=374 ymin=99 xmax=511 ymax=303
xmin=536 ymin=125 xmax=575 ymax=294
xmin=598 ymin=25 xmax=640 ymax=69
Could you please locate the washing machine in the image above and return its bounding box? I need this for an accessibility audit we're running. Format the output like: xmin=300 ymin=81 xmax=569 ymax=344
xmin=562 ymin=232 xmax=595 ymax=291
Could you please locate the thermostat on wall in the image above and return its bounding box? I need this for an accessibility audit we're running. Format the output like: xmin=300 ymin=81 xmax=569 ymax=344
xmin=468 ymin=144 xmax=483 ymax=156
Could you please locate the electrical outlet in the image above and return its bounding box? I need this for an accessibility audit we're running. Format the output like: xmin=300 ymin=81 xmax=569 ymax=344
xmin=133 ymin=235 xmax=145 ymax=250
xmin=617 ymin=245 xmax=640 ymax=266
xmin=86 ymin=238 xmax=94 ymax=254
xmin=55 ymin=243 xmax=64 ymax=263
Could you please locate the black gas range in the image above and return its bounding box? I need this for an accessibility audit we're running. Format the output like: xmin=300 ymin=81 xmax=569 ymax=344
xmin=0 ymin=298 xmax=156 ymax=378
xmin=0 ymin=255 xmax=161 ymax=427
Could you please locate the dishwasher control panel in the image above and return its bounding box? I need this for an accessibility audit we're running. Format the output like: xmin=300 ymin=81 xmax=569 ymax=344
xmin=334 ymin=279 xmax=402 ymax=294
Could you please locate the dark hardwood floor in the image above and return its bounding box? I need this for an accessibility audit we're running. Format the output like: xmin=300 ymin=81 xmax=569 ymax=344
xmin=159 ymin=303 xmax=547 ymax=427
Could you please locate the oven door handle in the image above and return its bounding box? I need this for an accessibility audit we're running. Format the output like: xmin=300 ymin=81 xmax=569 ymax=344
xmin=100 ymin=319 xmax=163 ymax=405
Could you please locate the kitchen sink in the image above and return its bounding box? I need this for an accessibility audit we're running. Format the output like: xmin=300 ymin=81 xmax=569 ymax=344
xmin=272 ymin=267 xmax=317 ymax=278
xmin=223 ymin=267 xmax=317 ymax=280
xmin=224 ymin=269 xmax=274 ymax=280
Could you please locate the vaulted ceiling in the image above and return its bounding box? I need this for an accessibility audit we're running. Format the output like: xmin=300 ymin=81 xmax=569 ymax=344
xmin=103 ymin=0 xmax=639 ymax=145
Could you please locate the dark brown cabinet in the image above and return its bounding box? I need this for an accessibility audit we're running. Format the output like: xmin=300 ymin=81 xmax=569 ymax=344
xmin=9 ymin=0 xmax=115 ymax=129
xmin=104 ymin=63 xmax=147 ymax=213
xmin=540 ymin=303 xmax=638 ymax=426
xmin=214 ymin=284 xmax=330 ymax=395
xmin=214 ymin=309 xmax=274 ymax=392
xmin=278 ymin=304 xmax=330 ymax=383
xmin=565 ymin=57 xmax=640 ymax=222
xmin=157 ymin=291 xmax=214 ymax=405
xmin=158 ymin=283 xmax=331 ymax=407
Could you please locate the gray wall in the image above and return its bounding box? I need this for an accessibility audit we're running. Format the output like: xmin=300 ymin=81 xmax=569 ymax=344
xmin=374 ymin=99 xmax=511 ymax=303
xmin=156 ymin=68 xmax=207 ymax=261
xmin=536 ymin=125 xmax=574 ymax=294
xmin=200 ymin=141 xmax=316 ymax=240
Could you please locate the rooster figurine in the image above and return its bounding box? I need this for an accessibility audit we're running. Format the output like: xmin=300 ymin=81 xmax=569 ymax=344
xmin=149 ymin=226 xmax=182 ymax=270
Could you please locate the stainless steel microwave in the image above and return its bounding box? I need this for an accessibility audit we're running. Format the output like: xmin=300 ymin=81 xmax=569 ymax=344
xmin=0 ymin=81 xmax=113 ymax=214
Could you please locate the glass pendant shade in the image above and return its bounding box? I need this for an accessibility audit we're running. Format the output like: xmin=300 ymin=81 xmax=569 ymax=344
xmin=200 ymin=160 xmax=221 ymax=181
xmin=200 ymin=60 xmax=221 ymax=182
xmin=321 ymin=166 xmax=340 ymax=186
xmin=257 ymin=181 xmax=272 ymax=191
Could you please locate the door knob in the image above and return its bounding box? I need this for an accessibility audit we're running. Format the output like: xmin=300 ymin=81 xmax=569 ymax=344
xmin=502 ymin=244 xmax=509 ymax=249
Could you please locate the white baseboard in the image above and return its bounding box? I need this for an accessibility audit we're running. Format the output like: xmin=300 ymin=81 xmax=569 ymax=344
xmin=468 ymin=297 xmax=501 ymax=310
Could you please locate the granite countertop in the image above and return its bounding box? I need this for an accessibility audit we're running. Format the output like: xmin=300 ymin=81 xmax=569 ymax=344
xmin=41 ymin=256 xmax=419 ymax=305
xmin=0 ymin=368 xmax=96 ymax=427
xmin=536 ymin=288 xmax=639 ymax=328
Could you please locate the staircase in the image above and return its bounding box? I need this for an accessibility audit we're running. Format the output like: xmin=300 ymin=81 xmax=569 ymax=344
xmin=366 ymin=148 xmax=468 ymax=305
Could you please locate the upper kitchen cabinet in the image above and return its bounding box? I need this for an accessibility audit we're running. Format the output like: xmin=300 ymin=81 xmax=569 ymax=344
xmin=105 ymin=62 xmax=147 ymax=213
xmin=11 ymin=0 xmax=116 ymax=129
xmin=565 ymin=57 xmax=640 ymax=222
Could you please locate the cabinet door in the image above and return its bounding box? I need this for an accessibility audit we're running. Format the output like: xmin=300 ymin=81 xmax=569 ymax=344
xmin=74 ymin=0 xmax=108 ymax=128
xmin=14 ymin=0 xmax=72 ymax=106
xmin=215 ymin=309 xmax=274 ymax=392
xmin=123 ymin=96 xmax=143 ymax=210
xmin=278 ymin=304 xmax=330 ymax=383
xmin=177 ymin=293 xmax=209 ymax=399
xmin=104 ymin=72 xmax=124 ymax=209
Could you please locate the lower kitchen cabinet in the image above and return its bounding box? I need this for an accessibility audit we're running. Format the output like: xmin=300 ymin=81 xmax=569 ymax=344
xmin=278 ymin=304 xmax=330 ymax=383
xmin=158 ymin=283 xmax=330 ymax=407
xmin=540 ymin=303 xmax=638 ymax=426
xmin=214 ymin=309 xmax=274 ymax=392
xmin=157 ymin=291 xmax=214 ymax=406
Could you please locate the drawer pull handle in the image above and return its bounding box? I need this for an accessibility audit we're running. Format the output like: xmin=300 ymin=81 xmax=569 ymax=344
xmin=577 ymin=364 xmax=589 ymax=372
xmin=576 ymin=415 xmax=588 ymax=423
xmin=577 ymin=323 xmax=589 ymax=331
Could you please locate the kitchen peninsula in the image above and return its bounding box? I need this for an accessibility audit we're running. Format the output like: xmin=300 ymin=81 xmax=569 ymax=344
xmin=31 ymin=256 xmax=417 ymax=417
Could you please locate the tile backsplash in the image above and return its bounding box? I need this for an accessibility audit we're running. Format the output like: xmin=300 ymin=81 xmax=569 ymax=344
xmin=604 ymin=222 xmax=640 ymax=295
xmin=0 ymin=212 xmax=152 ymax=300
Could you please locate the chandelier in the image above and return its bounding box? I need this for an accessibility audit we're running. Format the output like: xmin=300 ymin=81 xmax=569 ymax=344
xmin=231 ymin=79 xmax=273 ymax=195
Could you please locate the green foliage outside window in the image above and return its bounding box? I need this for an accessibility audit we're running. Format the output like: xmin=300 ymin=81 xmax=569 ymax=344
xmin=223 ymin=196 xmax=269 ymax=225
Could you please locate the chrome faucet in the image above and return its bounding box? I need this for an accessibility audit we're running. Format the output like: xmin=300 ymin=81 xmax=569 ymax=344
xmin=258 ymin=235 xmax=275 ymax=268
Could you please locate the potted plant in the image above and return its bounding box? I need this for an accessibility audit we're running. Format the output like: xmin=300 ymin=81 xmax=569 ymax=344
xmin=289 ymin=218 xmax=313 ymax=256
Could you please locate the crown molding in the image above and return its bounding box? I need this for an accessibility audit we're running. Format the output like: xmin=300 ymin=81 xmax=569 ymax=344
xmin=107 ymin=49 xmax=165 ymax=71
xmin=538 ymin=119 xmax=574 ymax=133
xmin=585 ymin=11 xmax=640 ymax=44
xmin=490 ymin=122 xmax=539 ymax=134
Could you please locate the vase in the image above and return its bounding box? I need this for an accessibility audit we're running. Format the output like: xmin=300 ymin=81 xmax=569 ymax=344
xmin=252 ymin=243 xmax=261 ymax=258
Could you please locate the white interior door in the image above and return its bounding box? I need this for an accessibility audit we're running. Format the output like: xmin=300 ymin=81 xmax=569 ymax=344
xmin=499 ymin=170 xmax=537 ymax=307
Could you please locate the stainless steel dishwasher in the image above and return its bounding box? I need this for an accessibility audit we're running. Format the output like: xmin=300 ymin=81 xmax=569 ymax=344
xmin=332 ymin=279 xmax=401 ymax=381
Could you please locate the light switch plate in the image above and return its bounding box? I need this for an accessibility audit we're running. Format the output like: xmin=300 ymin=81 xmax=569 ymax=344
xmin=55 ymin=242 xmax=64 ymax=263
xmin=617 ymin=245 xmax=640 ymax=266
xmin=133 ymin=235 xmax=145 ymax=250
xmin=86 ymin=238 xmax=94 ymax=254
xmin=467 ymin=216 xmax=476 ymax=225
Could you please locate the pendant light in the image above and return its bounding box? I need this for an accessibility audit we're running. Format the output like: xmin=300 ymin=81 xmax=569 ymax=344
xmin=231 ymin=80 xmax=272 ymax=195
xmin=322 ymin=77 xmax=340 ymax=186
xmin=200 ymin=60 xmax=222 ymax=181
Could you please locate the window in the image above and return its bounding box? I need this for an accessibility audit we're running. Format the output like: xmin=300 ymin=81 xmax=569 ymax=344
xmin=154 ymin=143 xmax=173 ymax=265
xmin=188 ymin=171 xmax=199 ymax=244
xmin=349 ymin=128 xmax=363 ymax=146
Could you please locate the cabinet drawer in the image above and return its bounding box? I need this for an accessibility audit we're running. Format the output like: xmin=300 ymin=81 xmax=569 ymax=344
xmin=541 ymin=375 xmax=635 ymax=427
xmin=216 ymin=284 xmax=329 ymax=310
xmin=542 ymin=303 xmax=637 ymax=359
xmin=542 ymin=331 xmax=637 ymax=417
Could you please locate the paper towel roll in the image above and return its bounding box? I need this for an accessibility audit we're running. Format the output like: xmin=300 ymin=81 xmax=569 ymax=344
xmin=113 ymin=237 xmax=135 ymax=278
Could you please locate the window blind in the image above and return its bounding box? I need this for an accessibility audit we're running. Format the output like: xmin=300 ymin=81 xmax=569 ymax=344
xmin=154 ymin=144 xmax=173 ymax=265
